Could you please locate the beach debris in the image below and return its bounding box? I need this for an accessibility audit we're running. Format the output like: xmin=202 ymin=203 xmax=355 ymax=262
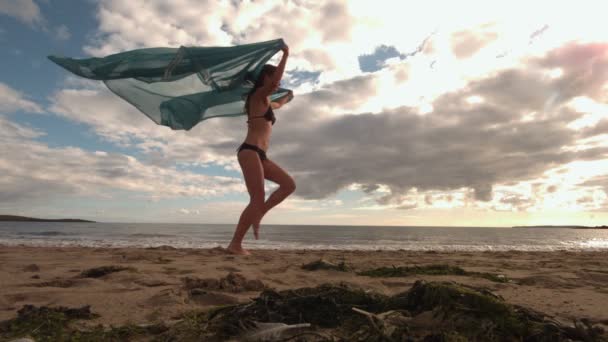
xmin=157 ymin=280 xmax=607 ymax=341
xmin=0 ymin=304 xmax=99 ymax=341
xmin=182 ymin=272 xmax=265 ymax=293
xmin=239 ymin=321 xmax=312 ymax=341
xmin=78 ymin=265 xmax=136 ymax=278
xmin=22 ymin=264 xmax=39 ymax=272
xmin=29 ymin=275 xmax=39 ymax=279
xmin=358 ymin=264 xmax=510 ymax=283
xmin=2 ymin=281 xmax=605 ymax=341
xmin=172 ymin=281 xmax=387 ymax=341
xmin=0 ymin=304 xmax=169 ymax=341
xmin=302 ymin=259 xmax=351 ymax=272
xmin=351 ymin=307 xmax=411 ymax=341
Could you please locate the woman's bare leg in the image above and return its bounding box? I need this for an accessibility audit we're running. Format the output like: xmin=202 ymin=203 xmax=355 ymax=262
xmin=227 ymin=149 xmax=265 ymax=255
xmin=251 ymin=158 xmax=296 ymax=237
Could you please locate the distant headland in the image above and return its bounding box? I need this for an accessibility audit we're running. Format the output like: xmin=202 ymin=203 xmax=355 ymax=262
xmin=0 ymin=215 xmax=95 ymax=223
xmin=513 ymin=225 xmax=607 ymax=229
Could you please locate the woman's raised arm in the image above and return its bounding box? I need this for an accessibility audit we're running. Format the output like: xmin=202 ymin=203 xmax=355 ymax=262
xmin=271 ymin=45 xmax=289 ymax=84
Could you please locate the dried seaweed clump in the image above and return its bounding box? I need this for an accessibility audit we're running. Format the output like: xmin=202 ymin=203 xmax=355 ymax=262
xmin=79 ymin=265 xmax=135 ymax=278
xmin=158 ymin=280 xmax=607 ymax=341
xmin=302 ymin=259 xmax=351 ymax=272
xmin=358 ymin=264 xmax=509 ymax=283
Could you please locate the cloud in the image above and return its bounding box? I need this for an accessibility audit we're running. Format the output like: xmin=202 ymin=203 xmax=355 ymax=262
xmin=0 ymin=0 xmax=71 ymax=41
xmin=317 ymin=0 xmax=353 ymax=43
xmin=451 ymin=24 xmax=499 ymax=59
xmin=0 ymin=112 xmax=245 ymax=208
xmin=48 ymin=82 xmax=249 ymax=171
xmin=54 ymin=24 xmax=71 ymax=41
xmin=83 ymin=0 xmax=359 ymax=84
xmin=0 ymin=82 xmax=248 ymax=211
xmin=44 ymin=1 xmax=608 ymax=218
xmin=265 ymin=42 xmax=608 ymax=208
xmin=0 ymin=82 xmax=44 ymax=114
xmin=49 ymin=40 xmax=608 ymax=212
xmin=0 ymin=0 xmax=44 ymax=27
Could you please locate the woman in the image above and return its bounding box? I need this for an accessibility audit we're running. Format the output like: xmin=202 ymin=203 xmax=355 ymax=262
xmin=227 ymin=44 xmax=295 ymax=255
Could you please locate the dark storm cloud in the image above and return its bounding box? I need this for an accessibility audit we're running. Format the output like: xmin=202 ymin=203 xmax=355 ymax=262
xmin=256 ymin=42 xmax=608 ymax=205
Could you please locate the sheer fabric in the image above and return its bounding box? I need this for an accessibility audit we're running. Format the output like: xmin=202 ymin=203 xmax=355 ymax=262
xmin=48 ymin=38 xmax=292 ymax=130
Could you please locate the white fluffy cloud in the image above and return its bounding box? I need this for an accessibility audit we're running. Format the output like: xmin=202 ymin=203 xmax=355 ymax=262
xmin=0 ymin=112 xmax=244 ymax=205
xmin=0 ymin=83 xmax=246 ymax=217
xmin=0 ymin=0 xmax=71 ymax=40
xmin=0 ymin=82 xmax=44 ymax=114
xmin=0 ymin=0 xmax=44 ymax=27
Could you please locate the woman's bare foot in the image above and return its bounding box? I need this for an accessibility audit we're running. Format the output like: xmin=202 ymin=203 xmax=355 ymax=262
xmin=226 ymin=244 xmax=251 ymax=256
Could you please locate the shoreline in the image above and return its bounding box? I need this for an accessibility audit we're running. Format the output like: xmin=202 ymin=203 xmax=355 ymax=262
xmin=1 ymin=245 xmax=607 ymax=338
xmin=2 ymin=242 xmax=608 ymax=252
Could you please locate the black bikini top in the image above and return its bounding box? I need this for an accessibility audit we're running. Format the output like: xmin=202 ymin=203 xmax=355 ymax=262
xmin=247 ymin=105 xmax=276 ymax=126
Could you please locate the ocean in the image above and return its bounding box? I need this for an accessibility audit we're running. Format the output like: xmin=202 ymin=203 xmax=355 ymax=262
xmin=1 ymin=222 xmax=607 ymax=251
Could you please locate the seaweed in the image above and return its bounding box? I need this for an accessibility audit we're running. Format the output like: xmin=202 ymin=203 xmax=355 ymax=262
xmin=357 ymin=264 xmax=510 ymax=283
xmin=78 ymin=265 xmax=136 ymax=278
xmin=2 ymin=281 xmax=605 ymax=341
xmin=0 ymin=304 xmax=167 ymax=342
xmin=302 ymin=259 xmax=351 ymax=272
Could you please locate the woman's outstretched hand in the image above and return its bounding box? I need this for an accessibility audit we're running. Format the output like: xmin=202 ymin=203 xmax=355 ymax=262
xmin=281 ymin=44 xmax=289 ymax=55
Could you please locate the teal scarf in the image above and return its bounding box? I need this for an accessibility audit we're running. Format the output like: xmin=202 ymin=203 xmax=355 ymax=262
xmin=48 ymin=38 xmax=293 ymax=130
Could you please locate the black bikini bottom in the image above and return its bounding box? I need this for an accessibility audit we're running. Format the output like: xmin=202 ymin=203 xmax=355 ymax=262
xmin=236 ymin=142 xmax=267 ymax=161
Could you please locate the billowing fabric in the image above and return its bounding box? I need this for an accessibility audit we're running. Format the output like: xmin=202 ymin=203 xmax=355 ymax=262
xmin=47 ymin=38 xmax=292 ymax=130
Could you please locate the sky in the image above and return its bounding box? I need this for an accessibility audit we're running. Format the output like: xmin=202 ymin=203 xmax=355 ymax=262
xmin=1 ymin=0 xmax=608 ymax=227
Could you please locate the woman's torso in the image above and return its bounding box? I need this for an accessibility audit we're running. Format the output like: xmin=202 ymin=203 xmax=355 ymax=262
xmin=243 ymin=95 xmax=273 ymax=151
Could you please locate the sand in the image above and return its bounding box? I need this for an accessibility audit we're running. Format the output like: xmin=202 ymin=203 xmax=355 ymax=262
xmin=0 ymin=244 xmax=607 ymax=330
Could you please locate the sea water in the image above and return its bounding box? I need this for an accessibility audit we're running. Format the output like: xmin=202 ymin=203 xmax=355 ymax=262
xmin=1 ymin=222 xmax=607 ymax=251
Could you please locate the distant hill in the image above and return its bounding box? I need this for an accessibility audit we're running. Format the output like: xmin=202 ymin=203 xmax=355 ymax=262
xmin=0 ymin=215 xmax=95 ymax=223
xmin=513 ymin=225 xmax=607 ymax=229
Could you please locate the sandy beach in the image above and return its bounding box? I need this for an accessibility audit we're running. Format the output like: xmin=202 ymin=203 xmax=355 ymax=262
xmin=1 ymin=245 xmax=607 ymax=340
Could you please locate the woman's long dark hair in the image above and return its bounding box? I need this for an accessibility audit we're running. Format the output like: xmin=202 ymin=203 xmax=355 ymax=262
xmin=244 ymin=64 xmax=276 ymax=114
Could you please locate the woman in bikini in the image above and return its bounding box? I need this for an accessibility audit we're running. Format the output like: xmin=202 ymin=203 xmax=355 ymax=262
xmin=226 ymin=44 xmax=295 ymax=255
